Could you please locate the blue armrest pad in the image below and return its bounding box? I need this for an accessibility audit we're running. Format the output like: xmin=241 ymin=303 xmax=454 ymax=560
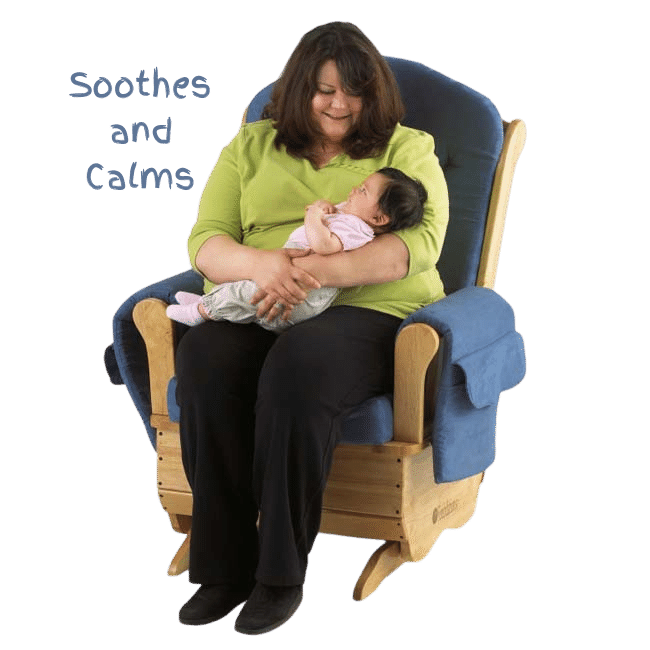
xmin=400 ymin=286 xmax=517 ymax=355
xmin=399 ymin=286 xmax=526 ymax=482
xmin=106 ymin=269 xmax=203 ymax=448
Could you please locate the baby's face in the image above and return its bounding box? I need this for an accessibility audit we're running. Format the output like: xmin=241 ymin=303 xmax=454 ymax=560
xmin=341 ymin=173 xmax=390 ymax=228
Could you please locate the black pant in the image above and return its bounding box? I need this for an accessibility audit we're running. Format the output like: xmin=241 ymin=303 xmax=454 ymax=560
xmin=175 ymin=306 xmax=401 ymax=587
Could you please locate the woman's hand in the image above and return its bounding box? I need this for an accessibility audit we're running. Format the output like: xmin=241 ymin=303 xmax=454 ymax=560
xmin=250 ymin=248 xmax=320 ymax=321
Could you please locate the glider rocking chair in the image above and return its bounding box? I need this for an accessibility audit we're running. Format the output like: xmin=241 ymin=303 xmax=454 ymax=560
xmin=107 ymin=58 xmax=526 ymax=601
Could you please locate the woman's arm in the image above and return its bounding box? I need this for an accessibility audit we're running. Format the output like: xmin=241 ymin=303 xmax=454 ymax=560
xmin=294 ymin=233 xmax=409 ymax=287
xmin=252 ymin=233 xmax=409 ymax=320
xmin=196 ymin=234 xmax=321 ymax=306
xmin=195 ymin=234 xmax=262 ymax=285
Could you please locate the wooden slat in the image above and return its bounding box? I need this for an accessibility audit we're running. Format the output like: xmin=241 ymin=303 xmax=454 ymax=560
xmin=151 ymin=415 xmax=179 ymax=432
xmin=328 ymin=446 xmax=403 ymax=484
xmin=323 ymin=483 xmax=401 ymax=517
xmin=324 ymin=443 xmax=403 ymax=516
xmin=339 ymin=440 xmax=427 ymax=457
xmin=320 ymin=509 xmax=403 ymax=541
xmin=158 ymin=489 xmax=193 ymax=516
xmin=157 ymin=430 xmax=191 ymax=493
xmin=402 ymin=444 xmax=435 ymax=515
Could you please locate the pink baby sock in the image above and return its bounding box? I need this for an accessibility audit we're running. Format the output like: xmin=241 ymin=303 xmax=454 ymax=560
xmin=174 ymin=291 xmax=202 ymax=305
xmin=166 ymin=300 xmax=206 ymax=327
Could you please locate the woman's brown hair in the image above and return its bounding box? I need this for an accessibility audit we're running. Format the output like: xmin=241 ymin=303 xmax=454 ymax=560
xmin=262 ymin=22 xmax=405 ymax=164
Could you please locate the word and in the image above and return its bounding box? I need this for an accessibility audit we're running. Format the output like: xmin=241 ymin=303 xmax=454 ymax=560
xmin=87 ymin=163 xmax=193 ymax=190
xmin=70 ymin=69 xmax=209 ymax=99
xmin=111 ymin=118 xmax=171 ymax=144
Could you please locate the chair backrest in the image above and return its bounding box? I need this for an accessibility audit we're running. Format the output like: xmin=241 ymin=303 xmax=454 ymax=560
xmin=245 ymin=57 xmax=504 ymax=295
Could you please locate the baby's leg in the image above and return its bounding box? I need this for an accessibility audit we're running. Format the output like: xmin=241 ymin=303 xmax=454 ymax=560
xmin=285 ymin=288 xmax=339 ymax=326
xmin=167 ymin=284 xmax=341 ymax=331
xmin=167 ymin=281 xmax=259 ymax=327
xmin=201 ymin=279 xmax=262 ymax=324
xmin=203 ymin=280 xmax=325 ymax=333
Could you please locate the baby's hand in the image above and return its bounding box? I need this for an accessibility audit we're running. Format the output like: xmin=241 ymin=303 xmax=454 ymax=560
xmin=305 ymin=199 xmax=336 ymax=219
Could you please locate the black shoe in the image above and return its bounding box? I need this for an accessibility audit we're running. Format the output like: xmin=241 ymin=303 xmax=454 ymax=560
xmin=179 ymin=583 xmax=254 ymax=626
xmin=234 ymin=582 xmax=303 ymax=635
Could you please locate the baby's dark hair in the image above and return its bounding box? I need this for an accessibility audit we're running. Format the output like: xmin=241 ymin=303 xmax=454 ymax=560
xmin=376 ymin=167 xmax=427 ymax=232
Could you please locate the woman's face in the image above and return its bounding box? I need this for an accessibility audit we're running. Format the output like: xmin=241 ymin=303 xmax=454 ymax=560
xmin=311 ymin=59 xmax=363 ymax=145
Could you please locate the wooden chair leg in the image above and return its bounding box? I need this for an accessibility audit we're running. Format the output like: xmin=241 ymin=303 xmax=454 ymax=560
xmin=168 ymin=513 xmax=192 ymax=534
xmin=353 ymin=541 xmax=406 ymax=601
xmin=168 ymin=532 xmax=191 ymax=576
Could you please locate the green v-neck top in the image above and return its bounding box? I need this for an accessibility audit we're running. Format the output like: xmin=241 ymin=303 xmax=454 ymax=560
xmin=188 ymin=119 xmax=449 ymax=319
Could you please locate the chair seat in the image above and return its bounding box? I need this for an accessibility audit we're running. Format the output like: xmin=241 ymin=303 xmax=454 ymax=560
xmin=166 ymin=377 xmax=394 ymax=445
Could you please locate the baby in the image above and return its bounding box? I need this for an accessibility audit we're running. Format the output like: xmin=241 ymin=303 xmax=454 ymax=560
xmin=166 ymin=167 xmax=427 ymax=332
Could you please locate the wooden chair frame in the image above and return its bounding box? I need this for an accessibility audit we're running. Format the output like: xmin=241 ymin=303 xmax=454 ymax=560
xmin=133 ymin=119 xmax=526 ymax=600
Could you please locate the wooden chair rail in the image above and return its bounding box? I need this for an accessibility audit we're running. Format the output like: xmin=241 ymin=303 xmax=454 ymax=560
xmin=477 ymin=119 xmax=527 ymax=289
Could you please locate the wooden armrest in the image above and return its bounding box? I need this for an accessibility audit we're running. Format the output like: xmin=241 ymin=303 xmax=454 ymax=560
xmin=132 ymin=298 xmax=176 ymax=418
xmin=393 ymin=322 xmax=441 ymax=445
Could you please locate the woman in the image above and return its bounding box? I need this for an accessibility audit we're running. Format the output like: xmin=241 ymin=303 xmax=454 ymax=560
xmin=175 ymin=22 xmax=449 ymax=634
